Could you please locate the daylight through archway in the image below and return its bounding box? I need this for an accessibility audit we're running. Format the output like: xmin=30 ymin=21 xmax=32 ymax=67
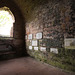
xmin=0 ymin=7 xmax=15 ymax=37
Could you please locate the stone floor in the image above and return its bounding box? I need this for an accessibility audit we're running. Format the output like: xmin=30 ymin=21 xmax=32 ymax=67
xmin=0 ymin=57 xmax=75 ymax=75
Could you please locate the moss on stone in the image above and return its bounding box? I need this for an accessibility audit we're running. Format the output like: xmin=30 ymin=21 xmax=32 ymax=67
xmin=28 ymin=48 xmax=75 ymax=72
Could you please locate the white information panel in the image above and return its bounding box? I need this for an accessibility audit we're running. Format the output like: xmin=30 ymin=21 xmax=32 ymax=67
xmin=36 ymin=33 xmax=42 ymax=39
xmin=50 ymin=48 xmax=58 ymax=54
xmin=40 ymin=47 xmax=46 ymax=52
xmin=28 ymin=34 xmax=32 ymax=39
xmin=34 ymin=47 xmax=38 ymax=51
xmin=64 ymin=38 xmax=75 ymax=49
xmin=32 ymin=40 xmax=38 ymax=46
xmin=29 ymin=46 xmax=32 ymax=50
xmin=25 ymin=35 xmax=27 ymax=39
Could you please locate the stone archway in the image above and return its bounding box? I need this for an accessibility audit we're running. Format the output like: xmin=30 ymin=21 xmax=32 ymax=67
xmin=0 ymin=6 xmax=15 ymax=37
xmin=0 ymin=0 xmax=27 ymax=56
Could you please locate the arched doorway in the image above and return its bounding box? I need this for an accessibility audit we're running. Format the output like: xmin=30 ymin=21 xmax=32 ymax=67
xmin=0 ymin=6 xmax=15 ymax=38
xmin=0 ymin=0 xmax=27 ymax=57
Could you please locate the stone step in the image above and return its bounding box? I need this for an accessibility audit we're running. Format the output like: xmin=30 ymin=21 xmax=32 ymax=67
xmin=0 ymin=51 xmax=16 ymax=55
xmin=0 ymin=44 xmax=13 ymax=51
xmin=0 ymin=51 xmax=16 ymax=60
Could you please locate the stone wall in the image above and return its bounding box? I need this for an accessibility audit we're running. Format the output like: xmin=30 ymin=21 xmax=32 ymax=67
xmin=25 ymin=0 xmax=75 ymax=72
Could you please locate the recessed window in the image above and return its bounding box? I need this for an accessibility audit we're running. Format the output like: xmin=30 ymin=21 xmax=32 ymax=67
xmin=0 ymin=7 xmax=15 ymax=38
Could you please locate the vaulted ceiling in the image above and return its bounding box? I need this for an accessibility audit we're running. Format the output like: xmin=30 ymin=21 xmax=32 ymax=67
xmin=13 ymin=0 xmax=49 ymax=22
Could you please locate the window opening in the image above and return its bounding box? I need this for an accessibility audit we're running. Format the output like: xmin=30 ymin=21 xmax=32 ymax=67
xmin=0 ymin=6 xmax=15 ymax=38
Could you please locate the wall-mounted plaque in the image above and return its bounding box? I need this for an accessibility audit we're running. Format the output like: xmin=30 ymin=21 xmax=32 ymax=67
xmin=34 ymin=47 xmax=38 ymax=51
xmin=40 ymin=47 xmax=46 ymax=52
xmin=28 ymin=34 xmax=32 ymax=39
xmin=32 ymin=40 xmax=38 ymax=46
xmin=36 ymin=33 xmax=42 ymax=39
xmin=29 ymin=46 xmax=32 ymax=50
xmin=25 ymin=35 xmax=27 ymax=39
xmin=29 ymin=40 xmax=32 ymax=45
xmin=50 ymin=48 xmax=58 ymax=54
xmin=64 ymin=38 xmax=75 ymax=49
